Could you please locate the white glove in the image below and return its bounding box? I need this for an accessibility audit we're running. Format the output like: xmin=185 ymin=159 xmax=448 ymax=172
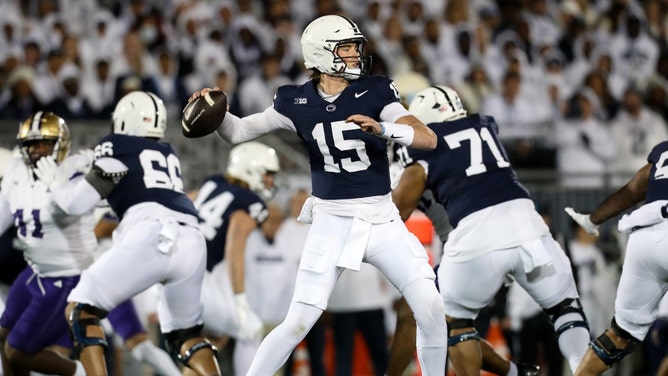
xmin=564 ymin=207 xmax=599 ymax=236
xmin=235 ymin=293 xmax=263 ymax=341
xmin=618 ymin=201 xmax=668 ymax=234
xmin=34 ymin=156 xmax=59 ymax=190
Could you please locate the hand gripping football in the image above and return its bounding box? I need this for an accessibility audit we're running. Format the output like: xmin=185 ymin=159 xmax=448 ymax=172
xmin=181 ymin=90 xmax=228 ymax=138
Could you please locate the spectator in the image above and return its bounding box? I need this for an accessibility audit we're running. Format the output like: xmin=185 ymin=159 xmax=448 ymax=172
xmin=81 ymin=58 xmax=116 ymax=119
xmin=237 ymin=53 xmax=292 ymax=116
xmin=0 ymin=67 xmax=42 ymax=120
xmin=555 ymin=88 xmax=617 ymax=188
xmin=32 ymin=48 xmax=66 ymax=105
xmin=610 ymin=86 xmax=668 ymax=185
xmin=46 ymin=65 xmax=94 ymax=120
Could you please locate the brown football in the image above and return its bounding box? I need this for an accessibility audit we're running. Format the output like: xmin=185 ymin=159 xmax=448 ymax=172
xmin=181 ymin=90 xmax=228 ymax=138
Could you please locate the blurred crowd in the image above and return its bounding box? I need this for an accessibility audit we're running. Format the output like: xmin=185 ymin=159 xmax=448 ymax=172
xmin=1 ymin=0 xmax=668 ymax=185
xmin=2 ymin=0 xmax=668 ymax=374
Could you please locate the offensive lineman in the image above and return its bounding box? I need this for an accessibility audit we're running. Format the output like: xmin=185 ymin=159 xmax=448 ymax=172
xmin=392 ymin=85 xmax=591 ymax=375
xmin=566 ymin=141 xmax=668 ymax=375
xmin=189 ymin=14 xmax=448 ymax=376
xmin=33 ymin=91 xmax=221 ymax=376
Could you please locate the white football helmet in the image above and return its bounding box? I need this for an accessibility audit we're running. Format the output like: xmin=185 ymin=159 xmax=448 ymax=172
xmin=227 ymin=142 xmax=280 ymax=198
xmin=112 ymin=91 xmax=167 ymax=139
xmin=408 ymin=85 xmax=468 ymax=124
xmin=300 ymin=15 xmax=371 ymax=80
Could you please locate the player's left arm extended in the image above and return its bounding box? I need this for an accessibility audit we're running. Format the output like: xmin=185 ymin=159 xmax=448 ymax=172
xmin=590 ymin=163 xmax=651 ymax=225
xmin=392 ymin=163 xmax=428 ymax=221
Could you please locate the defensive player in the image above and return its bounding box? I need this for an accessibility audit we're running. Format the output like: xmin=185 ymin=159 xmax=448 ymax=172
xmin=391 ymin=86 xmax=591 ymax=375
xmin=33 ymin=91 xmax=221 ymax=376
xmin=191 ymin=141 xmax=279 ymax=375
xmin=0 ymin=112 xmax=90 ymax=376
xmin=190 ymin=14 xmax=447 ymax=376
xmin=565 ymin=142 xmax=668 ymax=375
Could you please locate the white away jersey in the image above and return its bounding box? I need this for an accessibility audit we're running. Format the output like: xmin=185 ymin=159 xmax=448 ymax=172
xmin=0 ymin=153 xmax=96 ymax=276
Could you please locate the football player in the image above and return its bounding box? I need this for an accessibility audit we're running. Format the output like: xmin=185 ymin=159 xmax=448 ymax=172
xmin=566 ymin=141 xmax=668 ymax=375
xmin=189 ymin=14 xmax=448 ymax=376
xmin=0 ymin=112 xmax=91 ymax=376
xmin=33 ymin=91 xmax=221 ymax=376
xmin=191 ymin=141 xmax=279 ymax=375
xmin=391 ymin=86 xmax=591 ymax=375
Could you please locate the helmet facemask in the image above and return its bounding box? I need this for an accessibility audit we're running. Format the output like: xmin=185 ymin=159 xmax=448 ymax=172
xmin=301 ymin=15 xmax=373 ymax=80
xmin=331 ymin=39 xmax=372 ymax=80
xmin=17 ymin=111 xmax=71 ymax=167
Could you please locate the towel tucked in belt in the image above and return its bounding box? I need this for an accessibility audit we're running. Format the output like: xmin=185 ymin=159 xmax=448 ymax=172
xmin=337 ymin=217 xmax=372 ymax=271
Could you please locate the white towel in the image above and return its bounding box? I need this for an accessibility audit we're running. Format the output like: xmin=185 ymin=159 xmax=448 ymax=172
xmin=337 ymin=217 xmax=371 ymax=271
xmin=157 ymin=219 xmax=179 ymax=254
xmin=519 ymin=237 xmax=554 ymax=273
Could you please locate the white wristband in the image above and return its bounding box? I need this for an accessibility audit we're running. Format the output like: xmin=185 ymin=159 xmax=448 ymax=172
xmin=378 ymin=122 xmax=415 ymax=147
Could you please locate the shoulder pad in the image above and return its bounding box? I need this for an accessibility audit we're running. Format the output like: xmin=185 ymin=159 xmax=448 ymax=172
xmin=94 ymin=157 xmax=129 ymax=178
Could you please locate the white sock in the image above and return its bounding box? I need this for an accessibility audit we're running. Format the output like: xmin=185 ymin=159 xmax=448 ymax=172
xmin=507 ymin=362 xmax=518 ymax=376
xmin=73 ymin=360 xmax=86 ymax=376
xmin=554 ymin=312 xmax=590 ymax=373
xmin=131 ymin=340 xmax=182 ymax=376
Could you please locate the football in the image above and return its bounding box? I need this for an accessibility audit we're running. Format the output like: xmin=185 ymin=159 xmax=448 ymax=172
xmin=181 ymin=90 xmax=228 ymax=138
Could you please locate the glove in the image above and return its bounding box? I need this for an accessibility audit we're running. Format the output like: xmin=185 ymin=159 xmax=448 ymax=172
xmin=34 ymin=156 xmax=59 ymax=190
xmin=618 ymin=201 xmax=668 ymax=234
xmin=564 ymin=207 xmax=599 ymax=236
xmin=235 ymin=293 xmax=263 ymax=341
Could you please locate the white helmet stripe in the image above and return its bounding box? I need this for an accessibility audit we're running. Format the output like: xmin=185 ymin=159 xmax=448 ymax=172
xmin=31 ymin=111 xmax=44 ymax=133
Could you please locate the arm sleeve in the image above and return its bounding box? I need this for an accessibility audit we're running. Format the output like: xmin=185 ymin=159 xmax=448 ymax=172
xmin=49 ymin=175 xmax=103 ymax=216
xmin=215 ymin=106 xmax=295 ymax=144
xmin=380 ymin=102 xmax=412 ymax=123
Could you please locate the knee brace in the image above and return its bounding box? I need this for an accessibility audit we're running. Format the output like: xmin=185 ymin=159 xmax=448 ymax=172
xmin=68 ymin=303 xmax=109 ymax=358
xmin=590 ymin=318 xmax=640 ymax=366
xmin=447 ymin=318 xmax=479 ymax=347
xmin=164 ymin=324 xmax=217 ymax=366
xmin=545 ymin=298 xmax=589 ymax=337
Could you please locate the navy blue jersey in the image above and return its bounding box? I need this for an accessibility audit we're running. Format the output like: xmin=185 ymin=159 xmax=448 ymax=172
xmin=192 ymin=174 xmax=268 ymax=271
xmin=645 ymin=141 xmax=668 ymax=203
xmin=397 ymin=114 xmax=530 ymax=228
xmin=94 ymin=134 xmax=198 ymax=219
xmin=273 ymin=76 xmax=400 ymax=199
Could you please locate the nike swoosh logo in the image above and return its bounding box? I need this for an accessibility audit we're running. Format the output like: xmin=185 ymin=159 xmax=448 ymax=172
xmin=390 ymin=135 xmax=402 ymax=139
xmin=354 ymin=90 xmax=368 ymax=98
